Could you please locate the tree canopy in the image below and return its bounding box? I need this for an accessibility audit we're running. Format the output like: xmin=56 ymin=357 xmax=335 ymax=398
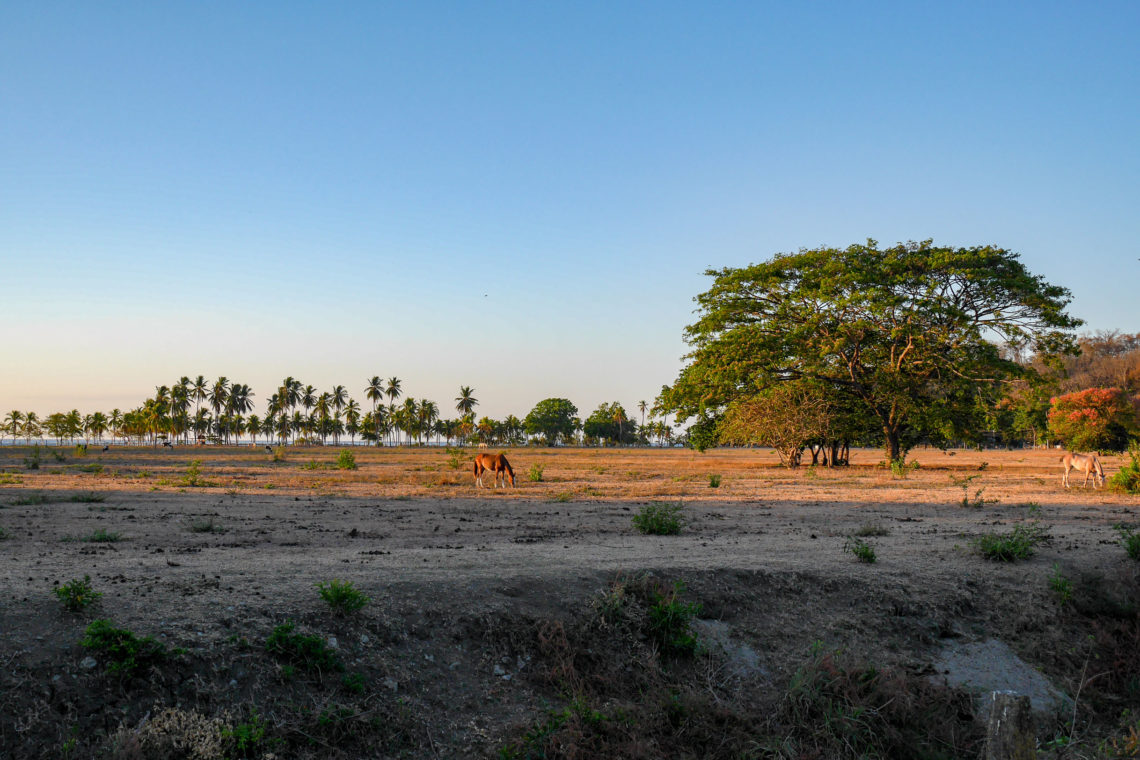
xmin=659 ymin=240 xmax=1081 ymax=460
xmin=524 ymin=398 xmax=578 ymax=445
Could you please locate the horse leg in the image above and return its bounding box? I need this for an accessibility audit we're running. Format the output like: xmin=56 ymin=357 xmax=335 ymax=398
xmin=1063 ymin=466 xmax=1070 ymax=488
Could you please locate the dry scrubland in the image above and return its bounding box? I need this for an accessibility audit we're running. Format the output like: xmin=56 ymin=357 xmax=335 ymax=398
xmin=1 ymin=445 xmax=1138 ymax=758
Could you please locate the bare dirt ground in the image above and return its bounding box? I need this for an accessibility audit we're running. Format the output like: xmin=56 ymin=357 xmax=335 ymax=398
xmin=1 ymin=445 xmax=1137 ymax=758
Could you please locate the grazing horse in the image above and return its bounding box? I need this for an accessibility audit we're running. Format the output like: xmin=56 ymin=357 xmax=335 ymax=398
xmin=264 ymin=445 xmax=273 ymax=453
xmin=1061 ymin=451 xmax=1105 ymax=489
xmin=474 ymin=453 xmax=515 ymax=489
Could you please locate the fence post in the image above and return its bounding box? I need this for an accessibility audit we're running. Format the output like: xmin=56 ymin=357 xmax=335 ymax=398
xmin=985 ymin=691 xmax=1036 ymax=760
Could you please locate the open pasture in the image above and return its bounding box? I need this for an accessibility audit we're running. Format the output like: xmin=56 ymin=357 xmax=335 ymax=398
xmin=1 ymin=445 xmax=1137 ymax=757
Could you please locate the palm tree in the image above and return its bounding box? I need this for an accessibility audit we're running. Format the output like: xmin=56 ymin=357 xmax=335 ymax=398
xmin=384 ymin=378 xmax=402 ymax=443
xmin=418 ymin=399 xmax=438 ymax=444
xmin=612 ymin=405 xmax=627 ymax=446
xmin=208 ymin=377 xmax=229 ymax=443
xmin=4 ymin=411 xmax=23 ymax=443
xmin=109 ymin=409 xmax=122 ymax=444
xmin=277 ymin=377 xmax=301 ymax=444
xmin=315 ymin=393 xmax=332 ymax=444
xmin=345 ymin=399 xmax=361 ymax=445
xmin=24 ymin=412 xmax=41 ymax=444
xmin=301 ymin=385 xmax=316 ymax=423
xmin=247 ymin=414 xmax=262 ymax=444
xmin=228 ymin=383 xmax=255 ymax=444
xmin=364 ymin=376 xmax=384 ymax=446
xmin=192 ymin=375 xmax=208 ymax=424
xmin=455 ymin=386 xmax=478 ymax=416
xmin=638 ymin=400 xmax=648 ymax=429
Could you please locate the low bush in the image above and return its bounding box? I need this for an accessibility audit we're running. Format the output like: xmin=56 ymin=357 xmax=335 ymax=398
xmin=646 ymin=581 xmax=701 ymax=656
xmin=707 ymin=473 xmax=721 ymax=488
xmin=632 ymin=501 xmax=684 ymax=535
xmin=317 ymin=579 xmax=370 ymax=616
xmin=1116 ymin=524 xmax=1140 ymax=561
xmin=265 ymin=621 xmax=343 ymax=675
xmin=1048 ymin=564 xmax=1073 ymax=606
xmin=974 ymin=522 xmax=1050 ymax=562
xmin=336 ymin=450 xmax=357 ymax=470
xmin=69 ymin=491 xmax=105 ymax=503
xmin=528 ymin=463 xmax=544 ymax=482
xmin=844 ymin=537 xmax=877 ymax=563
xmin=1109 ymin=446 xmax=1140 ymax=494
xmin=182 ymin=460 xmax=211 ymax=487
xmin=54 ymin=575 xmax=102 ymax=611
xmin=80 ymin=619 xmax=169 ymax=677
xmin=85 ymin=528 xmax=122 ymax=543
xmin=10 ymin=492 xmax=50 ymax=506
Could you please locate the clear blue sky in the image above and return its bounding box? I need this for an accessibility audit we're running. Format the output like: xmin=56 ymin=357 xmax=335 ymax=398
xmin=2 ymin=2 xmax=1137 ymax=419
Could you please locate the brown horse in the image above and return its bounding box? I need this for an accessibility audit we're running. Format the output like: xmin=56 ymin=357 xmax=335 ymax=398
xmin=1061 ymin=451 xmax=1105 ymax=488
xmin=474 ymin=453 xmax=515 ymax=489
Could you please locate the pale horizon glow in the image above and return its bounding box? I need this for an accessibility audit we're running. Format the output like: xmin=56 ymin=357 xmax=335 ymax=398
xmin=2 ymin=2 xmax=1138 ymax=421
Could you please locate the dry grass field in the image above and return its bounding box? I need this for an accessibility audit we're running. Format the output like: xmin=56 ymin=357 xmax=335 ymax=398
xmin=1 ymin=444 xmax=1137 ymax=758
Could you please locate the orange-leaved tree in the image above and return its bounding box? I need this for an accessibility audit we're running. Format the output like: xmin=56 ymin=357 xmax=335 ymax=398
xmin=1047 ymin=387 xmax=1135 ymax=452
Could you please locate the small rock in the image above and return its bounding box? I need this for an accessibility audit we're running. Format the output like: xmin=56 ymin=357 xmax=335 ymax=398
xmin=229 ymin=679 xmax=238 ymax=688
xmin=360 ymin=634 xmax=369 ymax=645
xmin=328 ymin=637 xmax=338 ymax=649
xmin=79 ymin=656 xmax=98 ymax=670
xmin=382 ymin=676 xmax=398 ymax=692
xmin=424 ymin=653 xmax=434 ymax=662
xmin=52 ymin=674 xmax=61 ymax=682
xmin=493 ymin=664 xmax=506 ymax=676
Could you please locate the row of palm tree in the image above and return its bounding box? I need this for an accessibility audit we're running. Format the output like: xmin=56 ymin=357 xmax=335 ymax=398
xmin=4 ymin=379 xmax=676 ymax=447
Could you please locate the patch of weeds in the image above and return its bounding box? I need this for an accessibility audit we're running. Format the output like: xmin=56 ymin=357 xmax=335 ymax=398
xmin=1115 ymin=524 xmax=1140 ymax=561
xmin=707 ymin=473 xmax=721 ymax=488
xmin=265 ymin=620 xmax=344 ymax=675
xmin=264 ymin=483 xmax=276 ymax=489
xmin=301 ymin=460 xmax=326 ymax=471
xmin=1048 ymin=563 xmax=1073 ymax=606
xmin=0 ymin=472 xmax=24 ymax=485
xmin=591 ymin=578 xmax=631 ymax=626
xmin=646 ymin=581 xmax=701 ymax=657
xmin=1109 ymin=445 xmax=1140 ymax=494
xmin=188 ymin=518 xmax=225 ymax=534
xmin=317 ymin=579 xmax=370 ymax=616
xmin=445 ymin=446 xmax=467 ymax=471
xmin=54 ymin=575 xmax=102 ymax=611
xmin=500 ymin=697 xmax=608 ymax=760
xmin=223 ymin=709 xmax=273 ymax=758
xmin=854 ymin=523 xmax=891 ymax=537
xmin=336 ymin=450 xmax=357 ymax=470
xmin=182 ymin=459 xmax=212 ymax=487
xmin=528 ymin=463 xmax=545 ymax=482
xmin=950 ymin=474 xmax=992 ymax=508
xmin=271 ymin=446 xmax=287 ymax=463
xmin=80 ymin=619 xmax=168 ymax=677
xmin=977 ymin=460 xmax=989 ymax=471
xmin=1021 ymin=501 xmax=1041 ymax=516
xmin=10 ymin=492 xmax=51 ymax=506
xmin=889 ymin=458 xmax=920 ymax=479
xmin=844 ymin=537 xmax=877 ymax=563
xmin=50 ymin=449 xmax=68 ymax=463
xmin=803 ymin=465 xmax=820 ymax=479
xmin=550 ymin=491 xmax=573 ymax=503
xmin=777 ymin=644 xmax=981 ymax=759
xmin=632 ymin=501 xmax=684 ymax=535
xmin=77 ymin=463 xmax=103 ymax=473
xmin=24 ymin=446 xmax=41 ymax=470
xmin=69 ymin=491 xmax=105 ymax=503
xmin=973 ymin=522 xmax=1050 ymax=562
xmin=85 ymin=528 xmax=122 ymax=543
xmin=0 ymin=527 xmax=9 ymax=540
xmin=342 ymin=672 xmax=366 ymax=694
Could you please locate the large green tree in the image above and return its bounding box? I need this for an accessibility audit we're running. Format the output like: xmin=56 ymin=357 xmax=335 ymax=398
xmin=659 ymin=240 xmax=1080 ymax=461
xmin=524 ymin=398 xmax=578 ymax=446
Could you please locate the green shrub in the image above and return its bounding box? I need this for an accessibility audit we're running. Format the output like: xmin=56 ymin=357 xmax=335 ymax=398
xmin=0 ymin=527 xmax=8 ymax=540
xmin=317 ymin=579 xmax=370 ymax=616
xmin=271 ymin=446 xmax=286 ymax=463
xmin=844 ymin=538 xmax=877 ymax=563
xmin=51 ymin=449 xmax=68 ymax=463
xmin=80 ymin=619 xmax=168 ymax=677
xmin=708 ymin=474 xmax=721 ymax=488
xmin=10 ymin=492 xmax=50 ymax=506
xmin=341 ymin=672 xmax=366 ymax=694
xmin=24 ymin=446 xmax=41 ymax=470
xmin=69 ymin=491 xmax=105 ymax=503
xmin=1049 ymin=564 xmax=1073 ymax=606
xmin=550 ymin=491 xmax=573 ymax=503
xmin=974 ymin=522 xmax=1050 ymax=562
xmin=528 ymin=463 xmax=545 ymax=482
xmin=188 ymin=518 xmax=225 ymax=534
xmin=950 ymin=474 xmax=992 ymax=508
xmin=889 ymin=458 xmax=919 ymax=478
xmin=336 ymin=450 xmax=357 ymax=470
xmin=1116 ymin=524 xmax=1140 ymax=561
xmin=77 ymin=463 xmax=103 ymax=473
xmin=265 ymin=621 xmax=343 ymax=674
xmin=182 ymin=460 xmax=210 ymax=487
xmin=854 ymin=523 xmax=891 ymax=537
xmin=85 ymin=528 xmax=122 ymax=543
xmin=632 ymin=501 xmax=684 ymax=535
xmin=54 ymin=575 xmax=102 ymax=611
xmin=223 ymin=710 xmax=271 ymax=758
xmin=1109 ymin=445 xmax=1140 ymax=494
xmin=301 ymin=460 xmax=324 ymax=470
xmin=0 ymin=472 xmax=24 ymax=485
xmin=646 ymin=581 xmax=701 ymax=656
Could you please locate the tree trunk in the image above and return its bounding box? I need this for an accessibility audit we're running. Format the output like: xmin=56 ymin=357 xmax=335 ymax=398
xmin=885 ymin=428 xmax=902 ymax=462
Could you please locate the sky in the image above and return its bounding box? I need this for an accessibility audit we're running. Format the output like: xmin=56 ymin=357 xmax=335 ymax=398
xmin=1 ymin=2 xmax=1137 ymax=420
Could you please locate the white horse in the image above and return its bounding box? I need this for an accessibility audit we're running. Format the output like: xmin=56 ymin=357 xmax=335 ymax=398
xmin=1061 ymin=452 xmax=1105 ymax=489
